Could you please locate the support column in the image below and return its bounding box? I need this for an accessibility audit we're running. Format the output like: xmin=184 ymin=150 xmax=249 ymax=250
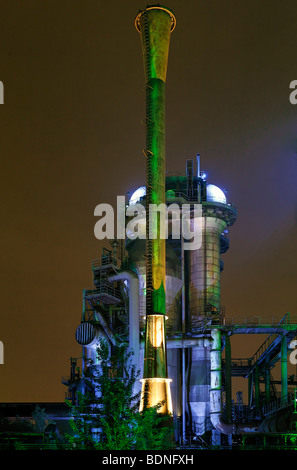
xmin=255 ymin=366 xmax=260 ymax=409
xmin=181 ymin=236 xmax=186 ymax=443
xmin=248 ymin=370 xmax=252 ymax=407
xmin=224 ymin=333 xmax=232 ymax=423
xmin=264 ymin=367 xmax=271 ymax=405
xmin=281 ymin=335 xmax=288 ymax=405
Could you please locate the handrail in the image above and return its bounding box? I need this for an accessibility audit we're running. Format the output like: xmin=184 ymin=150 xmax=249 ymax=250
xmin=250 ymin=313 xmax=291 ymax=366
xmin=91 ymin=256 xmax=121 ymax=269
xmin=262 ymin=390 xmax=297 ymax=416
xmin=223 ymin=314 xmax=297 ymax=327
xmin=84 ymin=284 xmax=121 ymax=299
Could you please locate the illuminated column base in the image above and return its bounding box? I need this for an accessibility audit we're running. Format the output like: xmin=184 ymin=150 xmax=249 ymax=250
xmin=139 ymin=378 xmax=173 ymax=415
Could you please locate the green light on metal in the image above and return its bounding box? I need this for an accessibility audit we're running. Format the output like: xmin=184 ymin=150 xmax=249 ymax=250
xmin=136 ymin=5 xmax=175 ymax=414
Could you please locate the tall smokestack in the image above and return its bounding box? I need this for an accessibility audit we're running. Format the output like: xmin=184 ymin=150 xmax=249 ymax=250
xmin=135 ymin=5 xmax=176 ymax=414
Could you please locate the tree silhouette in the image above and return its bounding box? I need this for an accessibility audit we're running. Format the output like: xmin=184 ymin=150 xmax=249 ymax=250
xmin=65 ymin=339 xmax=174 ymax=450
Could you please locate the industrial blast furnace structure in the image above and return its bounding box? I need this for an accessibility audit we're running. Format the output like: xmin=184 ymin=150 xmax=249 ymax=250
xmin=64 ymin=6 xmax=297 ymax=449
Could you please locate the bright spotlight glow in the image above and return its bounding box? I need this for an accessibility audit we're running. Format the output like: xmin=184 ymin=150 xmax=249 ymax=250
xmin=129 ymin=186 xmax=146 ymax=205
xmin=206 ymin=184 xmax=227 ymax=204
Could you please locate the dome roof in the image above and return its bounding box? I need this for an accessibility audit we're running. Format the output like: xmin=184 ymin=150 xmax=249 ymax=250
xmin=129 ymin=183 xmax=227 ymax=205
xmin=206 ymin=184 xmax=227 ymax=204
xmin=129 ymin=186 xmax=146 ymax=205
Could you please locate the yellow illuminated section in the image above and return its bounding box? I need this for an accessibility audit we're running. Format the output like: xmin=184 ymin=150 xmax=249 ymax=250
xmin=147 ymin=314 xmax=165 ymax=348
xmin=139 ymin=378 xmax=173 ymax=415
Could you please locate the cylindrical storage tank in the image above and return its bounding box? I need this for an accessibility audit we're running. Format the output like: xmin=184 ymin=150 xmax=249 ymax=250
xmin=125 ymin=238 xmax=182 ymax=333
xmin=187 ymin=215 xmax=225 ymax=435
xmin=187 ymin=337 xmax=212 ymax=435
xmin=188 ymin=216 xmax=227 ymax=327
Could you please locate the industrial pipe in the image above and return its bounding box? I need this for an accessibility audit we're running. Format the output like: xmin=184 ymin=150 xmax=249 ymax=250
xmin=224 ymin=332 xmax=232 ymax=424
xmin=281 ymin=335 xmax=288 ymax=405
xmin=210 ymin=329 xmax=236 ymax=434
xmin=75 ymin=321 xmax=105 ymax=349
xmin=210 ymin=329 xmax=260 ymax=435
xmin=94 ymin=311 xmax=118 ymax=347
xmin=108 ymin=271 xmax=140 ymax=368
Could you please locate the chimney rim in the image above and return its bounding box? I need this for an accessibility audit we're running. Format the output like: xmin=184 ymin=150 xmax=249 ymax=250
xmin=135 ymin=5 xmax=176 ymax=33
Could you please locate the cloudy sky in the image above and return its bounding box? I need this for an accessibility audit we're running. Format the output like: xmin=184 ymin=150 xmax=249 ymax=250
xmin=0 ymin=0 xmax=296 ymax=402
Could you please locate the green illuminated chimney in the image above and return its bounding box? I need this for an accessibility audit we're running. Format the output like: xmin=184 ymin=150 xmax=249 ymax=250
xmin=135 ymin=5 xmax=176 ymax=414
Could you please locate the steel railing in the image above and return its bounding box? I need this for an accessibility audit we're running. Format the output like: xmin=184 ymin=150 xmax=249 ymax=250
xmin=223 ymin=314 xmax=297 ymax=327
xmin=91 ymin=256 xmax=121 ymax=269
xmin=84 ymin=283 xmax=122 ymax=300
xmin=262 ymin=390 xmax=297 ymax=416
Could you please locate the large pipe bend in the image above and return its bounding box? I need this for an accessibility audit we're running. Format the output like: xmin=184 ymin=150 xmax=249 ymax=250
xmin=108 ymin=270 xmax=140 ymax=366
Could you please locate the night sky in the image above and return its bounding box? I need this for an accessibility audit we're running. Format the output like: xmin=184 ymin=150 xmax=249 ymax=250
xmin=0 ymin=0 xmax=296 ymax=403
